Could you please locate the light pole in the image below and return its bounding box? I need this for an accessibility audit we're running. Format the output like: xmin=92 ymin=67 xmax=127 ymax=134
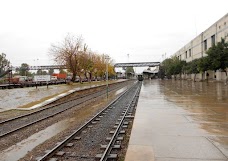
xmin=105 ymin=55 xmax=110 ymax=99
xmin=0 ymin=53 xmax=6 ymax=74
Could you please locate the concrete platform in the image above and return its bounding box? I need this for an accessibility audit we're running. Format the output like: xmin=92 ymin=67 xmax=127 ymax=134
xmin=125 ymin=80 xmax=228 ymax=161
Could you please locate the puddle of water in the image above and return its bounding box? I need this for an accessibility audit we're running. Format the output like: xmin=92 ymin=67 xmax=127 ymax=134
xmin=0 ymin=81 xmax=125 ymax=160
xmin=0 ymin=91 xmax=112 ymax=161
xmin=159 ymin=80 xmax=228 ymax=147
xmin=0 ymin=120 xmax=70 ymax=161
xmin=115 ymin=87 xmax=127 ymax=96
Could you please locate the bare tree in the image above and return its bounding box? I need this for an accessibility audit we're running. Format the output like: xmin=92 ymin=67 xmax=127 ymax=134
xmin=49 ymin=34 xmax=83 ymax=81
xmin=49 ymin=34 xmax=115 ymax=82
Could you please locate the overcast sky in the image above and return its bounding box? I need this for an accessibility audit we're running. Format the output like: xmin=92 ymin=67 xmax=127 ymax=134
xmin=0 ymin=0 xmax=227 ymax=69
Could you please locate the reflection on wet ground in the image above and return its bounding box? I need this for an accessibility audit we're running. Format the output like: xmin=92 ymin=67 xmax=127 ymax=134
xmin=126 ymin=79 xmax=228 ymax=161
xmin=0 ymin=86 xmax=128 ymax=161
xmin=0 ymin=120 xmax=69 ymax=161
xmin=160 ymin=80 xmax=228 ymax=158
xmin=0 ymin=81 xmax=120 ymax=112
xmin=115 ymin=86 xmax=128 ymax=95
xmin=161 ymin=80 xmax=228 ymax=126
xmin=0 ymin=85 xmax=74 ymax=112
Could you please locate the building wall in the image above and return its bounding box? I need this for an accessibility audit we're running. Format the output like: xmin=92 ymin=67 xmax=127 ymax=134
xmin=174 ymin=13 xmax=228 ymax=62
xmin=171 ymin=13 xmax=228 ymax=81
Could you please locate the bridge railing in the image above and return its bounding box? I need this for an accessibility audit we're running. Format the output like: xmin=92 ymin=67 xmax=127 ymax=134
xmin=114 ymin=62 xmax=160 ymax=67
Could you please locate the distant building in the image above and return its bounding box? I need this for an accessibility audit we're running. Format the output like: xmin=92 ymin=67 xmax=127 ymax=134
xmin=143 ymin=66 xmax=159 ymax=79
xmin=174 ymin=13 xmax=228 ymax=62
xmin=116 ymin=72 xmax=125 ymax=79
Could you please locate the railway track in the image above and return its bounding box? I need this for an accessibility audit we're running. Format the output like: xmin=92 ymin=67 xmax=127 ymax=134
xmin=37 ymin=81 xmax=142 ymax=161
xmin=0 ymin=81 xmax=132 ymax=138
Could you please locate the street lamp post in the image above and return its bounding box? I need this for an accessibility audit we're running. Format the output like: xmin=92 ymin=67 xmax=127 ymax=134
xmin=105 ymin=55 xmax=110 ymax=99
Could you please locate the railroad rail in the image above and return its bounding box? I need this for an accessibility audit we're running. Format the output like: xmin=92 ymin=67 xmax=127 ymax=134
xmin=36 ymin=81 xmax=141 ymax=161
xmin=0 ymin=81 xmax=131 ymax=138
xmin=98 ymin=82 xmax=141 ymax=161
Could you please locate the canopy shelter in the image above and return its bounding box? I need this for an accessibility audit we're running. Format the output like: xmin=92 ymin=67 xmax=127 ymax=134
xmin=143 ymin=69 xmax=159 ymax=79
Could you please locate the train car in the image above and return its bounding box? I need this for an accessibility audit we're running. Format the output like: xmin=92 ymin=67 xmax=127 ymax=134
xmin=138 ymin=74 xmax=144 ymax=81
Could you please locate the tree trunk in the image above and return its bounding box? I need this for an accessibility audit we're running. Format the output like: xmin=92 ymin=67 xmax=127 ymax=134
xmin=79 ymin=75 xmax=82 ymax=83
xmin=84 ymin=72 xmax=88 ymax=80
xmin=89 ymin=72 xmax=92 ymax=80
xmin=72 ymin=73 xmax=76 ymax=82
xmin=194 ymin=73 xmax=196 ymax=82
xmin=225 ymin=70 xmax=228 ymax=86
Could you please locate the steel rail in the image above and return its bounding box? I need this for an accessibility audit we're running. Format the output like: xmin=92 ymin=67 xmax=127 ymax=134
xmin=0 ymin=81 xmax=130 ymax=138
xmin=37 ymin=82 xmax=138 ymax=161
xmin=99 ymin=82 xmax=141 ymax=161
xmin=0 ymin=81 xmax=127 ymax=125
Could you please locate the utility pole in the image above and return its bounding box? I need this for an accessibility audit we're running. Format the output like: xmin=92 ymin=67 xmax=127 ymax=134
xmin=105 ymin=55 xmax=110 ymax=99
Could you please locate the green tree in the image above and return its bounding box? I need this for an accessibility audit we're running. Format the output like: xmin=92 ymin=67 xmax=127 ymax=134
xmin=206 ymin=38 xmax=228 ymax=79
xmin=158 ymin=65 xmax=165 ymax=79
xmin=162 ymin=56 xmax=186 ymax=79
xmin=197 ymin=57 xmax=210 ymax=73
xmin=43 ymin=71 xmax=48 ymax=75
xmin=189 ymin=59 xmax=199 ymax=82
xmin=161 ymin=58 xmax=173 ymax=78
xmin=126 ymin=66 xmax=134 ymax=73
xmin=0 ymin=53 xmax=10 ymax=74
xmin=126 ymin=66 xmax=134 ymax=78
xmin=59 ymin=68 xmax=67 ymax=74
xmin=19 ymin=63 xmax=30 ymax=76
xmin=37 ymin=69 xmax=42 ymax=75
xmin=48 ymin=69 xmax=54 ymax=75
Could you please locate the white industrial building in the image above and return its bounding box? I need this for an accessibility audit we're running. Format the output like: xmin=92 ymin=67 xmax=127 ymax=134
xmin=173 ymin=13 xmax=228 ymax=81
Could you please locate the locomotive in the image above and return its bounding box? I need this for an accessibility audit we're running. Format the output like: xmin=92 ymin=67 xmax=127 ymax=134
xmin=137 ymin=74 xmax=144 ymax=81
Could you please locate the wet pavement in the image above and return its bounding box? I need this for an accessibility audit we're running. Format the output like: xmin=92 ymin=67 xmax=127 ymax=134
xmin=125 ymin=80 xmax=228 ymax=161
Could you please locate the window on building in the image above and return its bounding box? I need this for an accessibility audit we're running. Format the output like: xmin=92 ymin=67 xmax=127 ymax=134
xmin=185 ymin=51 xmax=187 ymax=58
xmin=204 ymin=40 xmax=207 ymax=51
xmin=189 ymin=49 xmax=191 ymax=57
xmin=211 ymin=35 xmax=215 ymax=46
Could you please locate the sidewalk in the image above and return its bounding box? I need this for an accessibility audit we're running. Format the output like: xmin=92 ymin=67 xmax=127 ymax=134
xmin=125 ymin=80 xmax=228 ymax=161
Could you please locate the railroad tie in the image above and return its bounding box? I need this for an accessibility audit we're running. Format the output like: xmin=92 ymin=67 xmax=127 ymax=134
xmin=106 ymin=137 xmax=123 ymax=141
xmin=66 ymin=143 xmax=74 ymax=147
xmin=55 ymin=151 xmax=65 ymax=156
xmin=95 ymin=118 xmax=100 ymax=121
xmin=122 ymin=125 xmax=128 ymax=128
xmin=100 ymin=144 xmax=121 ymax=149
xmin=113 ymin=125 xmax=118 ymax=129
xmin=74 ymin=136 xmax=81 ymax=140
xmin=95 ymin=154 xmax=118 ymax=159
